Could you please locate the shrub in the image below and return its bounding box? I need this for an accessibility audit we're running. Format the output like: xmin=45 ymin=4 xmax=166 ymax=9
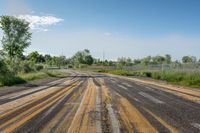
xmin=35 ymin=65 xmax=44 ymax=71
xmin=19 ymin=61 xmax=35 ymax=73
xmin=0 ymin=60 xmax=10 ymax=75
xmin=144 ymin=71 xmax=152 ymax=77
xmin=1 ymin=76 xmax=26 ymax=86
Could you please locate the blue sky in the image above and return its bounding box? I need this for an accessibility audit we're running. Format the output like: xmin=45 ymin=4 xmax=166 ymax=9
xmin=0 ymin=0 xmax=200 ymax=60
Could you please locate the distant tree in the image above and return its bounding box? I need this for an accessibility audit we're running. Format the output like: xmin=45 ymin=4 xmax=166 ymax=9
xmin=0 ymin=16 xmax=31 ymax=61
xmin=117 ymin=57 xmax=133 ymax=66
xmin=165 ymin=54 xmax=172 ymax=64
xmin=191 ymin=56 xmax=197 ymax=63
xmin=108 ymin=61 xmax=114 ymax=66
xmin=28 ymin=52 xmax=45 ymax=63
xmin=133 ymin=59 xmax=141 ymax=64
xmin=72 ymin=49 xmax=94 ymax=67
xmin=117 ymin=57 xmax=126 ymax=66
xmin=51 ymin=56 xmax=66 ymax=68
xmin=182 ymin=56 xmax=195 ymax=63
xmin=126 ymin=58 xmax=133 ymax=66
xmin=152 ymin=56 xmax=166 ymax=64
xmin=27 ymin=51 xmax=40 ymax=62
xmin=44 ymin=54 xmax=52 ymax=65
xmin=85 ymin=55 xmax=94 ymax=65
xmin=141 ymin=56 xmax=151 ymax=66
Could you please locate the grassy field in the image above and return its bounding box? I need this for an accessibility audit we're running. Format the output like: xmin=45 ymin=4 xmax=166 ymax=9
xmin=95 ymin=69 xmax=200 ymax=88
xmin=0 ymin=70 xmax=69 ymax=87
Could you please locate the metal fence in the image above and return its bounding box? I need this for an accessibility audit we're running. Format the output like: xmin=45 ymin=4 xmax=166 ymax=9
xmin=87 ymin=63 xmax=200 ymax=72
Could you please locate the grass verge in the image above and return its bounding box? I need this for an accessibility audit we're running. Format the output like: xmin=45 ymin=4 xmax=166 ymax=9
xmin=95 ymin=69 xmax=200 ymax=89
xmin=0 ymin=70 xmax=69 ymax=87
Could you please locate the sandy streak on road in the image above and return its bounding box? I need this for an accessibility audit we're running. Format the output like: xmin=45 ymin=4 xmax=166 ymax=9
xmin=0 ymin=78 xmax=77 ymax=116
xmin=0 ymin=83 xmax=80 ymax=133
xmin=107 ymin=74 xmax=200 ymax=103
xmin=115 ymin=92 xmax=158 ymax=133
xmin=67 ymin=79 xmax=96 ymax=133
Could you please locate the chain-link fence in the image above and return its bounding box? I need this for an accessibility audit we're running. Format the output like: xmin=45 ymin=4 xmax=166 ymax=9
xmin=87 ymin=63 xmax=200 ymax=72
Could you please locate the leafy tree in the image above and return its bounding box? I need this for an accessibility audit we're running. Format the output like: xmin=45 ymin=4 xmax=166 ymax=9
xmin=71 ymin=49 xmax=94 ymax=67
xmin=85 ymin=55 xmax=94 ymax=65
xmin=141 ymin=56 xmax=151 ymax=65
xmin=0 ymin=16 xmax=31 ymax=60
xmin=117 ymin=57 xmax=126 ymax=66
xmin=27 ymin=51 xmax=45 ymax=63
xmin=117 ymin=57 xmax=133 ymax=66
xmin=27 ymin=51 xmax=40 ymax=62
xmin=50 ymin=56 xmax=66 ymax=68
xmin=152 ymin=56 xmax=166 ymax=64
xmin=182 ymin=56 xmax=194 ymax=63
xmin=165 ymin=54 xmax=172 ymax=64
xmin=44 ymin=54 xmax=52 ymax=65
xmin=133 ymin=59 xmax=141 ymax=64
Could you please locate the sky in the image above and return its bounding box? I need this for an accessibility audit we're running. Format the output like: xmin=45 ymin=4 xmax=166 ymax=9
xmin=0 ymin=0 xmax=200 ymax=60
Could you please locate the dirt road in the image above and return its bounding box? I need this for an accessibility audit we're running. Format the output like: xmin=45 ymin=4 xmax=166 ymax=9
xmin=0 ymin=70 xmax=200 ymax=133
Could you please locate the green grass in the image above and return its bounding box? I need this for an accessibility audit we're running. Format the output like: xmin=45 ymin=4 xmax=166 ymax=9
xmin=0 ymin=70 xmax=69 ymax=87
xmin=96 ymin=69 xmax=200 ymax=88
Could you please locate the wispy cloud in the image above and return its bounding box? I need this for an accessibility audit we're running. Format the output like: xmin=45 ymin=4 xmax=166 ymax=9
xmin=17 ymin=15 xmax=64 ymax=31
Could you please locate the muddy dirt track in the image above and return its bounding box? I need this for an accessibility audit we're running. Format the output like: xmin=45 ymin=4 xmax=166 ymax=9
xmin=0 ymin=70 xmax=200 ymax=133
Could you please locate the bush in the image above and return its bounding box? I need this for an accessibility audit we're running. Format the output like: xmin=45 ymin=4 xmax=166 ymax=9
xmin=0 ymin=60 xmax=10 ymax=75
xmin=1 ymin=76 xmax=26 ymax=86
xmin=18 ymin=61 xmax=44 ymax=73
xmin=141 ymin=71 xmax=152 ymax=77
xmin=19 ymin=61 xmax=35 ymax=73
xmin=35 ymin=65 xmax=44 ymax=71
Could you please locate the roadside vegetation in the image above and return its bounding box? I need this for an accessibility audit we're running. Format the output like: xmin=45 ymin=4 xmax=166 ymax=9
xmin=95 ymin=69 xmax=200 ymax=88
xmin=0 ymin=70 xmax=69 ymax=87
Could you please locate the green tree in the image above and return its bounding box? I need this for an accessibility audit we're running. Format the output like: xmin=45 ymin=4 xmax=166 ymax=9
xmin=133 ymin=59 xmax=141 ymax=64
xmin=152 ymin=56 xmax=166 ymax=64
xmin=182 ymin=56 xmax=194 ymax=63
xmin=44 ymin=54 xmax=52 ymax=66
xmin=27 ymin=51 xmax=40 ymax=62
xmin=0 ymin=16 xmax=31 ymax=73
xmin=85 ymin=55 xmax=94 ymax=65
xmin=71 ymin=49 xmax=94 ymax=67
xmin=28 ymin=52 xmax=45 ymax=63
xmin=165 ymin=54 xmax=172 ymax=64
xmin=141 ymin=56 xmax=151 ymax=65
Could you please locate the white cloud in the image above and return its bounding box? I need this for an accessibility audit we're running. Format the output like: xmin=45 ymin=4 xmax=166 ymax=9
xmin=17 ymin=15 xmax=63 ymax=31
